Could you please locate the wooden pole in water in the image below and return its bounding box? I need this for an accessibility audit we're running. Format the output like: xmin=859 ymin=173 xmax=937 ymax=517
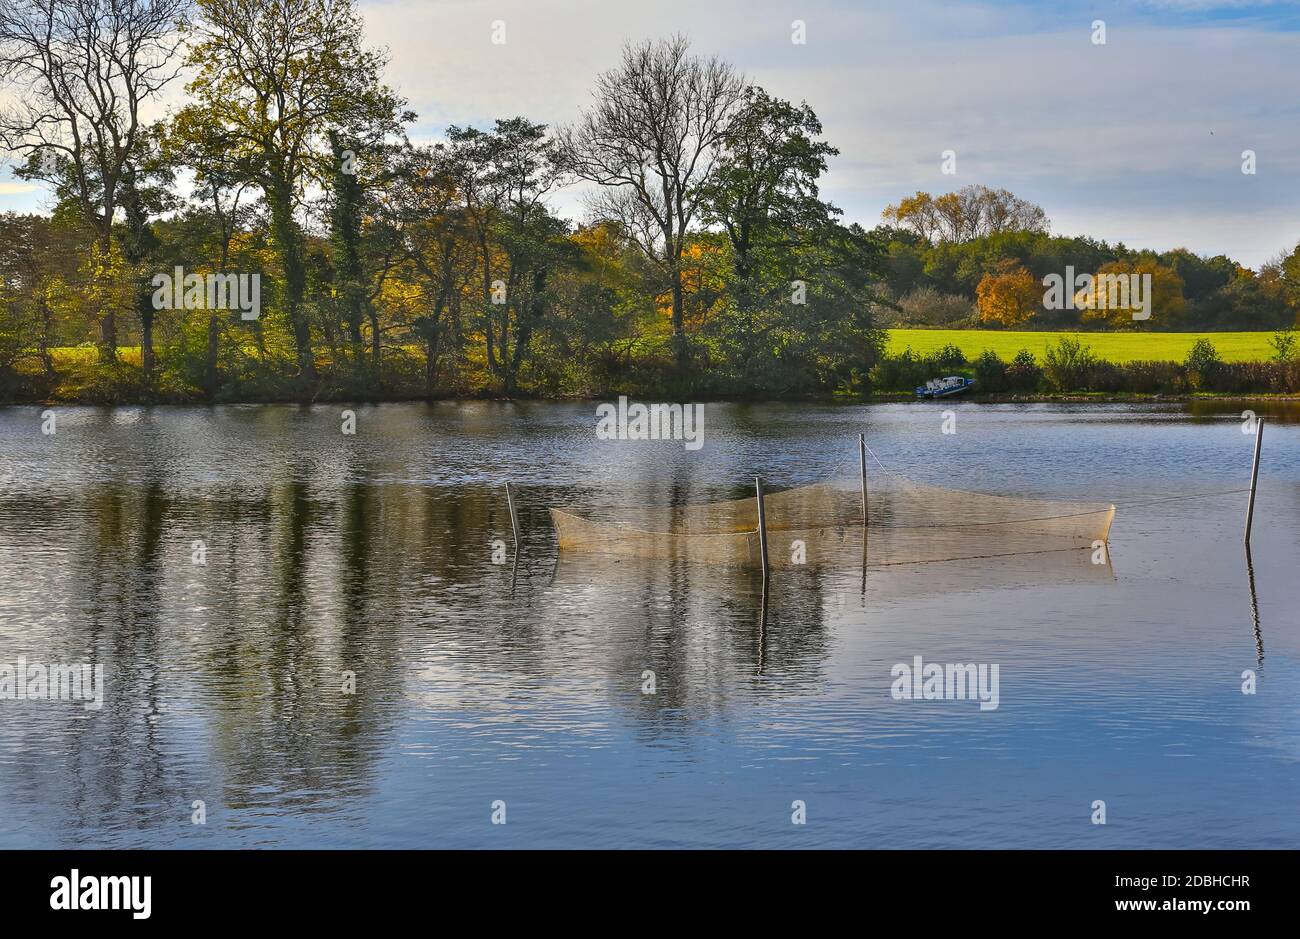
xmin=505 ymin=481 xmax=521 ymax=555
xmin=858 ymin=433 xmax=869 ymax=526
xmin=1244 ymin=418 xmax=1263 ymax=546
xmin=754 ymin=475 xmax=770 ymax=579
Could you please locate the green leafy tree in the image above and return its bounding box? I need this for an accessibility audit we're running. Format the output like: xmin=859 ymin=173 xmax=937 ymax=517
xmin=178 ymin=0 xmax=410 ymax=386
xmin=699 ymin=87 xmax=843 ymax=376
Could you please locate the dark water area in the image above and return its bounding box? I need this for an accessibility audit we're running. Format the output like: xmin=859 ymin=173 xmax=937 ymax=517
xmin=0 ymin=401 xmax=1297 ymax=848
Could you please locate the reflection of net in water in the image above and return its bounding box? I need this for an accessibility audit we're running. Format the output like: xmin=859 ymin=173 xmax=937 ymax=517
xmin=550 ymin=473 xmax=1115 ymax=569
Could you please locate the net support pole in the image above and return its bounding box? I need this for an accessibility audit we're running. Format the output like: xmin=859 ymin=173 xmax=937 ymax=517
xmin=1244 ymin=419 xmax=1263 ymax=546
xmin=754 ymin=476 xmax=770 ymax=579
xmin=505 ymin=481 xmax=521 ymax=555
xmin=858 ymin=433 xmax=869 ymax=526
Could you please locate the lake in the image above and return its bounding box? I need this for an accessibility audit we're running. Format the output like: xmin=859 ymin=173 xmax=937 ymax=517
xmin=0 ymin=400 xmax=1297 ymax=848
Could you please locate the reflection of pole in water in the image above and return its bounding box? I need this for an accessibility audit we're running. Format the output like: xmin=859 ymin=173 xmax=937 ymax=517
xmin=505 ymin=481 xmax=521 ymax=554
xmin=858 ymin=434 xmax=869 ymax=526
xmin=756 ymin=577 xmax=769 ymax=676
xmin=1244 ymin=418 xmax=1262 ymax=546
xmin=859 ymin=433 xmax=870 ymax=608
xmin=1245 ymin=544 xmax=1264 ymax=666
xmin=860 ymin=522 xmax=869 ymax=607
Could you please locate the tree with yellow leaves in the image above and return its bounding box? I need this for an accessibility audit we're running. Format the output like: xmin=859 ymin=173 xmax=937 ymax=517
xmin=976 ymin=261 xmax=1040 ymax=326
xmin=1075 ymin=259 xmax=1185 ymax=328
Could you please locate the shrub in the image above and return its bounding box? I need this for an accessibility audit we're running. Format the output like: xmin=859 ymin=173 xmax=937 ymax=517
xmin=1185 ymin=337 xmax=1221 ymax=371
xmin=972 ymin=349 xmax=1007 ymax=393
xmin=934 ymin=343 xmax=967 ymax=369
xmin=868 ymin=347 xmax=924 ymax=391
xmin=1117 ymin=360 xmax=1185 ymax=394
xmin=1084 ymin=359 xmax=1124 ymax=393
xmin=1184 ymin=338 xmax=1222 ymax=390
xmin=1042 ymin=337 xmax=1097 ymax=391
xmin=1269 ymin=327 xmax=1298 ymax=364
xmin=1005 ymin=348 xmax=1042 ymax=392
xmin=892 ymin=287 xmax=976 ymax=327
xmin=868 ymin=347 xmax=972 ymax=391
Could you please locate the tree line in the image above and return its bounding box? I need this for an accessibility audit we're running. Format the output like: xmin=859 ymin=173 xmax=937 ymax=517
xmin=881 ymin=186 xmax=1300 ymax=331
xmin=0 ymin=1 xmax=880 ymax=402
xmin=2 ymin=1 xmax=1297 ymax=405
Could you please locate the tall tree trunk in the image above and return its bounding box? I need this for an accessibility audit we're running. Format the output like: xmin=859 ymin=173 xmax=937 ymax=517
xmin=485 ymin=319 xmax=497 ymax=377
xmin=506 ymin=267 xmax=547 ymax=396
xmin=97 ymin=313 xmax=117 ymax=364
xmin=96 ymin=235 xmax=118 ymax=364
xmin=670 ymin=268 xmax=687 ymax=372
xmin=268 ymin=184 xmax=314 ymax=385
xmin=141 ymin=312 xmax=155 ymax=377
xmin=424 ymin=321 xmax=440 ymax=398
xmin=205 ymin=313 xmax=220 ymax=398
xmin=498 ymin=306 xmax=511 ymax=394
xmin=92 ymin=232 xmax=117 ymax=361
xmin=139 ymin=280 xmax=156 ymax=378
xmin=368 ymin=302 xmax=381 ymax=379
xmin=480 ymin=235 xmax=498 ymax=381
xmin=38 ymin=295 xmax=55 ymax=379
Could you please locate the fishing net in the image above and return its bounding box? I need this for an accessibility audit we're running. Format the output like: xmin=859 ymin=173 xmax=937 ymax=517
xmin=550 ymin=471 xmax=1114 ymax=570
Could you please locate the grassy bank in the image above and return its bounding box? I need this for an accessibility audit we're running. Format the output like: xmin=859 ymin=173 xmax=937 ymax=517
xmin=886 ymin=329 xmax=1276 ymax=363
xmin=5 ymin=334 xmax=1298 ymax=404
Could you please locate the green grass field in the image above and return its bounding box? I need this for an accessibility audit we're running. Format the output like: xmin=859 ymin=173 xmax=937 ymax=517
xmin=886 ymin=329 xmax=1277 ymax=363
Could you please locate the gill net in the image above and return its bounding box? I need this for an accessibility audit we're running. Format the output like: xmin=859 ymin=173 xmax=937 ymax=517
xmin=550 ymin=469 xmax=1115 ymax=570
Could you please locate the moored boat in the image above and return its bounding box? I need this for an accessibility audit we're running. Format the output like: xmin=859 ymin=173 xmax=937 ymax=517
xmin=915 ymin=375 xmax=975 ymax=399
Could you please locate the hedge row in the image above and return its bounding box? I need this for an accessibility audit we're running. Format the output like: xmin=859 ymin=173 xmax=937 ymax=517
xmin=869 ymin=339 xmax=1300 ymax=394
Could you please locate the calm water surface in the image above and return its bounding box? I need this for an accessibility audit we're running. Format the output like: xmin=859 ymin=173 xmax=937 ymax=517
xmin=0 ymin=401 xmax=1297 ymax=848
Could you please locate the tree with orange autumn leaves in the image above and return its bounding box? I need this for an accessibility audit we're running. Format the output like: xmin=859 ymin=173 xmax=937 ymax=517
xmin=976 ymin=260 xmax=1040 ymax=326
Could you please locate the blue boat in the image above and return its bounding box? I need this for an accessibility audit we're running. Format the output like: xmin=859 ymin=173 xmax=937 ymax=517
xmin=915 ymin=375 xmax=975 ymax=399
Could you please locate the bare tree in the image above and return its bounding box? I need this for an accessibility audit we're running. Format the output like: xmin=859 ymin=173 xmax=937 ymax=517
xmin=0 ymin=0 xmax=190 ymax=362
xmin=559 ymin=35 xmax=744 ymax=374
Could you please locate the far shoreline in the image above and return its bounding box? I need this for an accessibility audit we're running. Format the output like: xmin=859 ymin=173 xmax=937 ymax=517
xmin=5 ymin=391 xmax=1300 ymax=408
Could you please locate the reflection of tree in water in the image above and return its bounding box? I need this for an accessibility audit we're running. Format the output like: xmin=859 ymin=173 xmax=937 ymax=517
xmin=2 ymin=461 xmax=182 ymax=837
xmin=200 ymin=461 xmax=405 ymax=814
xmin=541 ymin=554 xmax=834 ymax=724
xmin=43 ymin=475 xmax=167 ymax=835
xmin=6 ymin=456 xmax=422 ymax=835
xmin=406 ymin=463 xmax=837 ymax=741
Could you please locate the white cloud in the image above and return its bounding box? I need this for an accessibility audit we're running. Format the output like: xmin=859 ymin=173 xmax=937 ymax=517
xmin=358 ymin=0 xmax=1300 ymax=265
xmin=0 ymin=182 xmax=40 ymax=196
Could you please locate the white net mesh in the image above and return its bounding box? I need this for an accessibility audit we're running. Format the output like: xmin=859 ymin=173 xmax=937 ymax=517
xmin=550 ymin=471 xmax=1114 ymax=570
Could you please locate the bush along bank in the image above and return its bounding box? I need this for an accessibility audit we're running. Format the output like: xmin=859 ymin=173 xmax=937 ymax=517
xmin=869 ymin=338 xmax=1300 ymax=397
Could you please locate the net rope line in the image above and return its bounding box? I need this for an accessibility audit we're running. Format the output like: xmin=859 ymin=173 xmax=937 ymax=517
xmin=856 ymin=542 xmax=1093 ymax=568
xmin=862 ymin=439 xmax=893 ymax=476
xmin=881 ymin=508 xmax=1112 ymax=529
xmin=538 ymin=485 xmax=1244 ymax=516
xmin=1110 ymin=488 xmax=1250 ymax=508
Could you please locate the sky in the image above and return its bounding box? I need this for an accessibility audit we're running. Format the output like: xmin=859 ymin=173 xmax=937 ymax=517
xmin=3 ymin=0 xmax=1299 ymax=266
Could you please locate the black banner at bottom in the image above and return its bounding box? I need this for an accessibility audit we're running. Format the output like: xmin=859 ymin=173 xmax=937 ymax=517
xmin=0 ymin=849 xmax=1282 ymax=924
